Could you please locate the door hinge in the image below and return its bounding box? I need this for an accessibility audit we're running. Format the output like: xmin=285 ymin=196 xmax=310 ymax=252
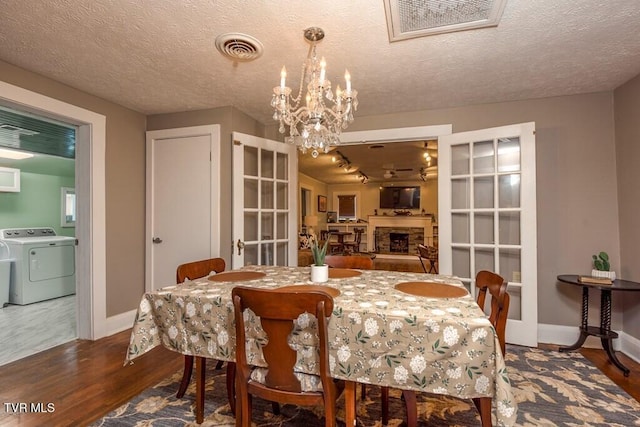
xmin=233 ymin=140 xmax=242 ymax=146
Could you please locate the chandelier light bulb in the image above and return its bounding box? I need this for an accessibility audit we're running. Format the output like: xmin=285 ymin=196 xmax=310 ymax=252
xmin=280 ymin=66 xmax=286 ymax=89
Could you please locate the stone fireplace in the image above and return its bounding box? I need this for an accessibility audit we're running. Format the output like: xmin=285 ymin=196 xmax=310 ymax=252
xmin=389 ymin=233 xmax=409 ymax=253
xmin=367 ymin=215 xmax=433 ymax=257
xmin=376 ymin=227 xmax=424 ymax=255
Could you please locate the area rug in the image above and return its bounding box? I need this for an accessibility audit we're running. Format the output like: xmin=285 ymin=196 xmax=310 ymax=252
xmin=93 ymin=346 xmax=640 ymax=426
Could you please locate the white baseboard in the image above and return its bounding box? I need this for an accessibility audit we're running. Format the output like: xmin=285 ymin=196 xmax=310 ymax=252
xmin=620 ymin=331 xmax=640 ymax=364
xmin=105 ymin=309 xmax=137 ymax=336
xmin=538 ymin=323 xmax=640 ymax=362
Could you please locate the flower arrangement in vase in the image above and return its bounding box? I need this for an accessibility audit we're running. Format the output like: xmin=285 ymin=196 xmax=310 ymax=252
xmin=310 ymin=239 xmax=329 ymax=283
xmin=591 ymin=251 xmax=616 ymax=280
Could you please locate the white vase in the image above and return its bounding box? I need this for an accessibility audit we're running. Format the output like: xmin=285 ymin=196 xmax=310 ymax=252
xmin=310 ymin=264 xmax=329 ymax=283
xmin=591 ymin=269 xmax=616 ymax=281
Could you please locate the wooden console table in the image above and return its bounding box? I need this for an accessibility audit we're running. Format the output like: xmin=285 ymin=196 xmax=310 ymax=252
xmin=557 ymin=274 xmax=640 ymax=376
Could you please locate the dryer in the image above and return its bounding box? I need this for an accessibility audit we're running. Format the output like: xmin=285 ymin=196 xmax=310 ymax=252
xmin=0 ymin=228 xmax=76 ymax=305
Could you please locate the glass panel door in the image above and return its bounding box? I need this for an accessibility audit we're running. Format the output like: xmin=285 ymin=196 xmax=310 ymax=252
xmin=232 ymin=132 xmax=297 ymax=268
xmin=439 ymin=123 xmax=537 ymax=347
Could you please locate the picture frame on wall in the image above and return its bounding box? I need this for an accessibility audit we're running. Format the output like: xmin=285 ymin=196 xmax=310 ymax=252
xmin=318 ymin=195 xmax=327 ymax=212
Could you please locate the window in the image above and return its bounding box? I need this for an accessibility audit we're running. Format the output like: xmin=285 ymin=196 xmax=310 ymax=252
xmin=338 ymin=194 xmax=356 ymax=221
xmin=61 ymin=187 xmax=76 ymax=227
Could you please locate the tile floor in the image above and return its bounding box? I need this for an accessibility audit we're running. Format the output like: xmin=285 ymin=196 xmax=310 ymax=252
xmin=0 ymin=295 xmax=76 ymax=366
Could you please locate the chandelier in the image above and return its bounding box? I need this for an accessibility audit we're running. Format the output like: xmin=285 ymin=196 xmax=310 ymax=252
xmin=271 ymin=27 xmax=358 ymax=158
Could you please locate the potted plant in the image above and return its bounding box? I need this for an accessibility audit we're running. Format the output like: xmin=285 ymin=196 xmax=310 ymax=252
xmin=310 ymin=238 xmax=330 ymax=283
xmin=592 ymin=251 xmax=616 ymax=280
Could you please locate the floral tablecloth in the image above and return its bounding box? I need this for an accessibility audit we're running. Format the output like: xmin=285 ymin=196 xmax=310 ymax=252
xmin=126 ymin=265 xmax=517 ymax=426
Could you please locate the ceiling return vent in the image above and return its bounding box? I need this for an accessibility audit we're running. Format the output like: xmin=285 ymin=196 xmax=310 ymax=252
xmin=215 ymin=33 xmax=264 ymax=62
xmin=383 ymin=0 xmax=507 ymax=42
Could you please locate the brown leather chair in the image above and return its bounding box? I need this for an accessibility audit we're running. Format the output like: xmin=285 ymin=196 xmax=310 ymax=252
xmin=383 ymin=270 xmax=510 ymax=427
xmin=342 ymin=228 xmax=364 ymax=254
xmin=175 ymin=258 xmax=234 ymax=410
xmin=417 ymin=243 xmax=438 ymax=273
xmin=232 ymin=286 xmax=342 ymax=427
xmin=325 ymin=254 xmax=374 ymax=270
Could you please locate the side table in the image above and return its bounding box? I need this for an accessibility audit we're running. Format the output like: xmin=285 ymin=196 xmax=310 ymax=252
xmin=557 ymin=274 xmax=640 ymax=376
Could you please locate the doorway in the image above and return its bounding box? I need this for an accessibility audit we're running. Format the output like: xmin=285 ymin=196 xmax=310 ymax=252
xmin=0 ymin=80 xmax=107 ymax=344
xmin=0 ymin=110 xmax=77 ymax=366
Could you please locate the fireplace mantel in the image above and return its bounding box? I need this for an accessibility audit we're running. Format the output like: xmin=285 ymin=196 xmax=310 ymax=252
xmin=366 ymin=215 xmax=433 ymax=254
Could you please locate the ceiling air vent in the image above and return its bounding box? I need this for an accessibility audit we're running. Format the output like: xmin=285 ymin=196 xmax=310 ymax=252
xmin=383 ymin=0 xmax=507 ymax=42
xmin=215 ymin=33 xmax=264 ymax=62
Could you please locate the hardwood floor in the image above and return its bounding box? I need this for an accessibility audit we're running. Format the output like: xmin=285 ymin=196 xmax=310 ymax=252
xmin=0 ymin=330 xmax=182 ymax=426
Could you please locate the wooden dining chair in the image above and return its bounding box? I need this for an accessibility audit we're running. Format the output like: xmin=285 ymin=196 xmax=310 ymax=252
xmin=319 ymin=229 xmax=331 ymax=242
xmin=342 ymin=228 xmax=364 ymax=254
xmin=175 ymin=258 xmax=235 ymax=412
xmin=232 ymin=286 xmax=342 ymax=427
xmin=325 ymin=254 xmax=374 ymax=270
xmin=382 ymin=270 xmax=510 ymax=427
xmin=417 ymin=243 xmax=438 ymax=274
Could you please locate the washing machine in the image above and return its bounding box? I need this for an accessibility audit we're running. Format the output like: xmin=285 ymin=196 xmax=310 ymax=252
xmin=0 ymin=240 xmax=12 ymax=307
xmin=0 ymin=228 xmax=76 ymax=305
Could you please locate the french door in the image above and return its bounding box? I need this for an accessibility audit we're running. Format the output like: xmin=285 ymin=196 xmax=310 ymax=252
xmin=438 ymin=122 xmax=538 ymax=347
xmin=232 ymin=132 xmax=297 ymax=268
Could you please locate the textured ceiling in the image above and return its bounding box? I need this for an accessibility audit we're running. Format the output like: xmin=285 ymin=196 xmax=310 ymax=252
xmin=1 ymin=1 xmax=639 ymax=183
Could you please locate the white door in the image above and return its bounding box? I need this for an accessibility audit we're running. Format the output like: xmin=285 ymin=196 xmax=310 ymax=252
xmin=232 ymin=132 xmax=297 ymax=268
xmin=438 ymin=122 xmax=538 ymax=347
xmin=145 ymin=125 xmax=220 ymax=291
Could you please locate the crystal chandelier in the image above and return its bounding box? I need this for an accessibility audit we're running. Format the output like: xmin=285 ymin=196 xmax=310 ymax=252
xmin=271 ymin=27 xmax=358 ymax=158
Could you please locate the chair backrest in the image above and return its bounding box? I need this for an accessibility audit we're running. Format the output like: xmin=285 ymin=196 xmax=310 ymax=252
xmin=176 ymin=258 xmax=226 ymax=283
xmin=325 ymin=255 xmax=374 ymax=270
xmin=319 ymin=230 xmax=330 ymax=242
xmin=352 ymin=228 xmax=364 ymax=244
xmin=232 ymin=287 xmax=334 ymax=392
xmin=475 ymin=270 xmax=510 ymax=355
xmin=417 ymin=244 xmax=438 ymax=261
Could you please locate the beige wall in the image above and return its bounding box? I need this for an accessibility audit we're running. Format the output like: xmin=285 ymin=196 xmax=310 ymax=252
xmin=614 ymin=73 xmax=640 ymax=338
xmin=0 ymin=60 xmax=147 ymax=317
xmin=298 ymin=173 xmax=329 ymax=232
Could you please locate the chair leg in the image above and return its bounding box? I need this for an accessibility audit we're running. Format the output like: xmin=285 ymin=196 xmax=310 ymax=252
xmin=429 ymin=260 xmax=438 ymax=274
xmin=176 ymin=355 xmax=194 ymax=398
xmin=215 ymin=360 xmax=224 ymax=370
xmin=271 ymin=402 xmax=281 ymax=415
xmin=195 ymin=357 xmax=206 ymax=424
xmin=381 ymin=386 xmax=389 ymax=425
xmin=418 ymin=258 xmax=428 ymax=273
xmin=472 ymin=397 xmax=492 ymax=427
xmin=402 ymin=390 xmax=418 ymax=427
xmin=361 ymin=383 xmax=367 ymax=400
xmin=226 ymin=362 xmax=236 ymax=415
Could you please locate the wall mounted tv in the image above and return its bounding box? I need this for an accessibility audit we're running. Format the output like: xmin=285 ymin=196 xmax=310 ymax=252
xmin=379 ymin=186 xmax=421 ymax=209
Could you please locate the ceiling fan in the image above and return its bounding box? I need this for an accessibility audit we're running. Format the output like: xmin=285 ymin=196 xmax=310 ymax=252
xmin=382 ymin=164 xmax=413 ymax=179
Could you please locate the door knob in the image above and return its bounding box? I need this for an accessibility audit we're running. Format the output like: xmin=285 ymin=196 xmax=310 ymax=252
xmin=237 ymin=239 xmax=245 ymax=255
xmin=152 ymin=237 xmax=163 ymax=244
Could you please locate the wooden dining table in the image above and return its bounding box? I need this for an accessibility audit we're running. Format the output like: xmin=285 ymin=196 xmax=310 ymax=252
xmin=126 ymin=265 xmax=517 ymax=426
